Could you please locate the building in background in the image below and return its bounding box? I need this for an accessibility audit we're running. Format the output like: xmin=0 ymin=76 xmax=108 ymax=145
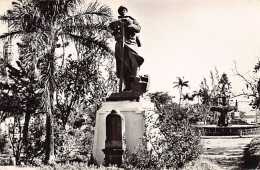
xmin=0 ymin=16 xmax=13 ymax=83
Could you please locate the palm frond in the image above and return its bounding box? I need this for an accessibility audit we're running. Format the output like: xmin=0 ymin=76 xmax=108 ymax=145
xmin=173 ymin=84 xmax=179 ymax=88
xmin=66 ymin=33 xmax=114 ymax=55
xmin=82 ymin=1 xmax=112 ymax=17
xmin=0 ymin=30 xmax=23 ymax=39
xmin=74 ymin=1 xmax=112 ymax=21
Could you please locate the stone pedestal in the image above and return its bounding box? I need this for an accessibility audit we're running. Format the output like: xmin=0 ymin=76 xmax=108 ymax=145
xmin=102 ymin=148 xmax=124 ymax=166
xmin=92 ymin=94 xmax=152 ymax=165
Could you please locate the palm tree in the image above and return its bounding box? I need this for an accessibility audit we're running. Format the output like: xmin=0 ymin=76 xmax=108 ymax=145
xmin=0 ymin=0 xmax=113 ymax=164
xmin=173 ymin=77 xmax=189 ymax=105
xmin=182 ymin=92 xmax=194 ymax=104
xmin=192 ymin=89 xmax=204 ymax=104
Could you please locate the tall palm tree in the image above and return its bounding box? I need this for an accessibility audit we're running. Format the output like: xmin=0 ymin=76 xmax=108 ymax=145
xmin=173 ymin=77 xmax=189 ymax=105
xmin=0 ymin=0 xmax=113 ymax=164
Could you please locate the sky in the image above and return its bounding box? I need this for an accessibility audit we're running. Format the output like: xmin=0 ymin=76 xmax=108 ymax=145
xmin=99 ymin=0 xmax=260 ymax=98
xmin=1 ymin=0 xmax=260 ymax=102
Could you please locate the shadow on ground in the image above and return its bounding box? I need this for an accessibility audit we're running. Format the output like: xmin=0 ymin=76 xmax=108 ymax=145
xmin=201 ymin=137 xmax=257 ymax=170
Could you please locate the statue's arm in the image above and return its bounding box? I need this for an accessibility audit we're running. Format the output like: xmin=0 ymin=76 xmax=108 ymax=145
xmin=109 ymin=20 xmax=118 ymax=30
xmin=109 ymin=20 xmax=124 ymax=40
xmin=128 ymin=19 xmax=141 ymax=33
xmin=109 ymin=18 xmax=141 ymax=35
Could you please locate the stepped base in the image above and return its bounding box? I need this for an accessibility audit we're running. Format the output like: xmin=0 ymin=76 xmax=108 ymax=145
xmin=199 ymin=124 xmax=260 ymax=136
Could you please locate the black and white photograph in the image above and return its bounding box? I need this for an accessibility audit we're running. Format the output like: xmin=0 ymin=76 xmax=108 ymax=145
xmin=0 ymin=0 xmax=260 ymax=169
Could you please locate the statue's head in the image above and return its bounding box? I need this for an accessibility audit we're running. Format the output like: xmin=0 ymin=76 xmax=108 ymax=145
xmin=118 ymin=6 xmax=128 ymax=16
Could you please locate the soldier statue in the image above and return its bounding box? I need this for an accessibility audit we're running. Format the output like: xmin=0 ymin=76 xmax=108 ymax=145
xmin=109 ymin=6 xmax=144 ymax=92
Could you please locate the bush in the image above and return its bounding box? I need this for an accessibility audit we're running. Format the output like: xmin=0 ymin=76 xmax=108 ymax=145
xmin=0 ymin=157 xmax=12 ymax=166
xmin=22 ymin=115 xmax=45 ymax=165
xmin=123 ymin=103 xmax=202 ymax=169
xmin=181 ymin=158 xmax=221 ymax=170
xmin=0 ymin=128 xmax=11 ymax=155
xmin=40 ymin=163 xmax=117 ymax=170
xmin=54 ymin=124 xmax=95 ymax=164
xmin=244 ymin=137 xmax=260 ymax=169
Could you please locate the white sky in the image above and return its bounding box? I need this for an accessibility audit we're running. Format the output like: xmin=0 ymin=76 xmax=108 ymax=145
xmin=1 ymin=0 xmax=260 ymax=101
xmin=100 ymin=0 xmax=260 ymax=97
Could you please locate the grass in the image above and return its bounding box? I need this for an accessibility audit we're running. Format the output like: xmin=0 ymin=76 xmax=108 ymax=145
xmin=39 ymin=163 xmax=119 ymax=170
xmin=181 ymin=158 xmax=221 ymax=170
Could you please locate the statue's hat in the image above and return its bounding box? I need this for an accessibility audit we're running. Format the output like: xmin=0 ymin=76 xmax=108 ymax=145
xmin=118 ymin=5 xmax=128 ymax=14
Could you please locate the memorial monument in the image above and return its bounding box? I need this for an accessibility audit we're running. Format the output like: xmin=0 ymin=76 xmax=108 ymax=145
xmin=92 ymin=6 xmax=150 ymax=166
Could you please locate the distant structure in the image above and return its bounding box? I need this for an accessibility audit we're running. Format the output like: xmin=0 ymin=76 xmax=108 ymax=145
xmin=0 ymin=42 xmax=13 ymax=82
xmin=0 ymin=18 xmax=13 ymax=82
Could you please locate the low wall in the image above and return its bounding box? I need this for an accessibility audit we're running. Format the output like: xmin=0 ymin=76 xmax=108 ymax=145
xmin=201 ymin=125 xmax=260 ymax=136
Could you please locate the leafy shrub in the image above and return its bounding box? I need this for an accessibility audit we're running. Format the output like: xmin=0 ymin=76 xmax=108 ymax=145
xmin=123 ymin=103 xmax=202 ymax=169
xmin=244 ymin=137 xmax=260 ymax=169
xmin=54 ymin=120 xmax=95 ymax=164
xmin=0 ymin=130 xmax=13 ymax=166
xmin=0 ymin=157 xmax=12 ymax=166
xmin=0 ymin=129 xmax=11 ymax=155
xmin=181 ymin=158 xmax=221 ymax=170
xmin=40 ymin=163 xmax=117 ymax=170
xmin=21 ymin=115 xmax=45 ymax=165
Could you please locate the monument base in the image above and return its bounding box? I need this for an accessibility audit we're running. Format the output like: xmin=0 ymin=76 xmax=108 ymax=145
xmin=106 ymin=91 xmax=141 ymax=102
xmin=92 ymin=92 xmax=153 ymax=165
xmin=102 ymin=148 xmax=124 ymax=166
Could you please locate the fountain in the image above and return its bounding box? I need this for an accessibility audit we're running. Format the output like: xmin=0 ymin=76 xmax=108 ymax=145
xmin=202 ymin=99 xmax=260 ymax=136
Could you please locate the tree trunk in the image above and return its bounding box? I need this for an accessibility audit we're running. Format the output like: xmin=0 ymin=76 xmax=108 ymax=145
xmin=22 ymin=109 xmax=31 ymax=163
xmin=44 ymin=44 xmax=56 ymax=164
xmin=44 ymin=82 xmax=55 ymax=164
xmin=179 ymin=88 xmax=182 ymax=105
xmin=45 ymin=107 xmax=55 ymax=164
xmin=22 ymin=111 xmax=30 ymax=145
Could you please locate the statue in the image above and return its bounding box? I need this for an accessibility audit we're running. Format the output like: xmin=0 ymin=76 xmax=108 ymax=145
xmin=109 ymin=6 xmax=144 ymax=92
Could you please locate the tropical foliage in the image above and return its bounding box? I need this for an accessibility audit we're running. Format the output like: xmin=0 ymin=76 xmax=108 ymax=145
xmin=234 ymin=60 xmax=260 ymax=109
xmin=173 ymin=76 xmax=189 ymax=105
xmin=0 ymin=0 xmax=116 ymax=165
xmin=190 ymin=69 xmax=234 ymax=125
xmin=244 ymin=136 xmax=260 ymax=169
xmin=124 ymin=92 xmax=202 ymax=169
xmin=0 ymin=60 xmax=43 ymax=164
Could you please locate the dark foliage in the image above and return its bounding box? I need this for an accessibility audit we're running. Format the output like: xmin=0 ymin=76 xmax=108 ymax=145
xmin=243 ymin=137 xmax=260 ymax=169
xmin=124 ymin=93 xmax=202 ymax=169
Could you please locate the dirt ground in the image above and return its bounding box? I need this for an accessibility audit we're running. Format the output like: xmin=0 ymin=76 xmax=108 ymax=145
xmin=201 ymin=135 xmax=259 ymax=170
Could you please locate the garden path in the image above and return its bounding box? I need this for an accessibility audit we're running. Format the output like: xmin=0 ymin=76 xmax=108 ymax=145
xmin=201 ymin=135 xmax=259 ymax=170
